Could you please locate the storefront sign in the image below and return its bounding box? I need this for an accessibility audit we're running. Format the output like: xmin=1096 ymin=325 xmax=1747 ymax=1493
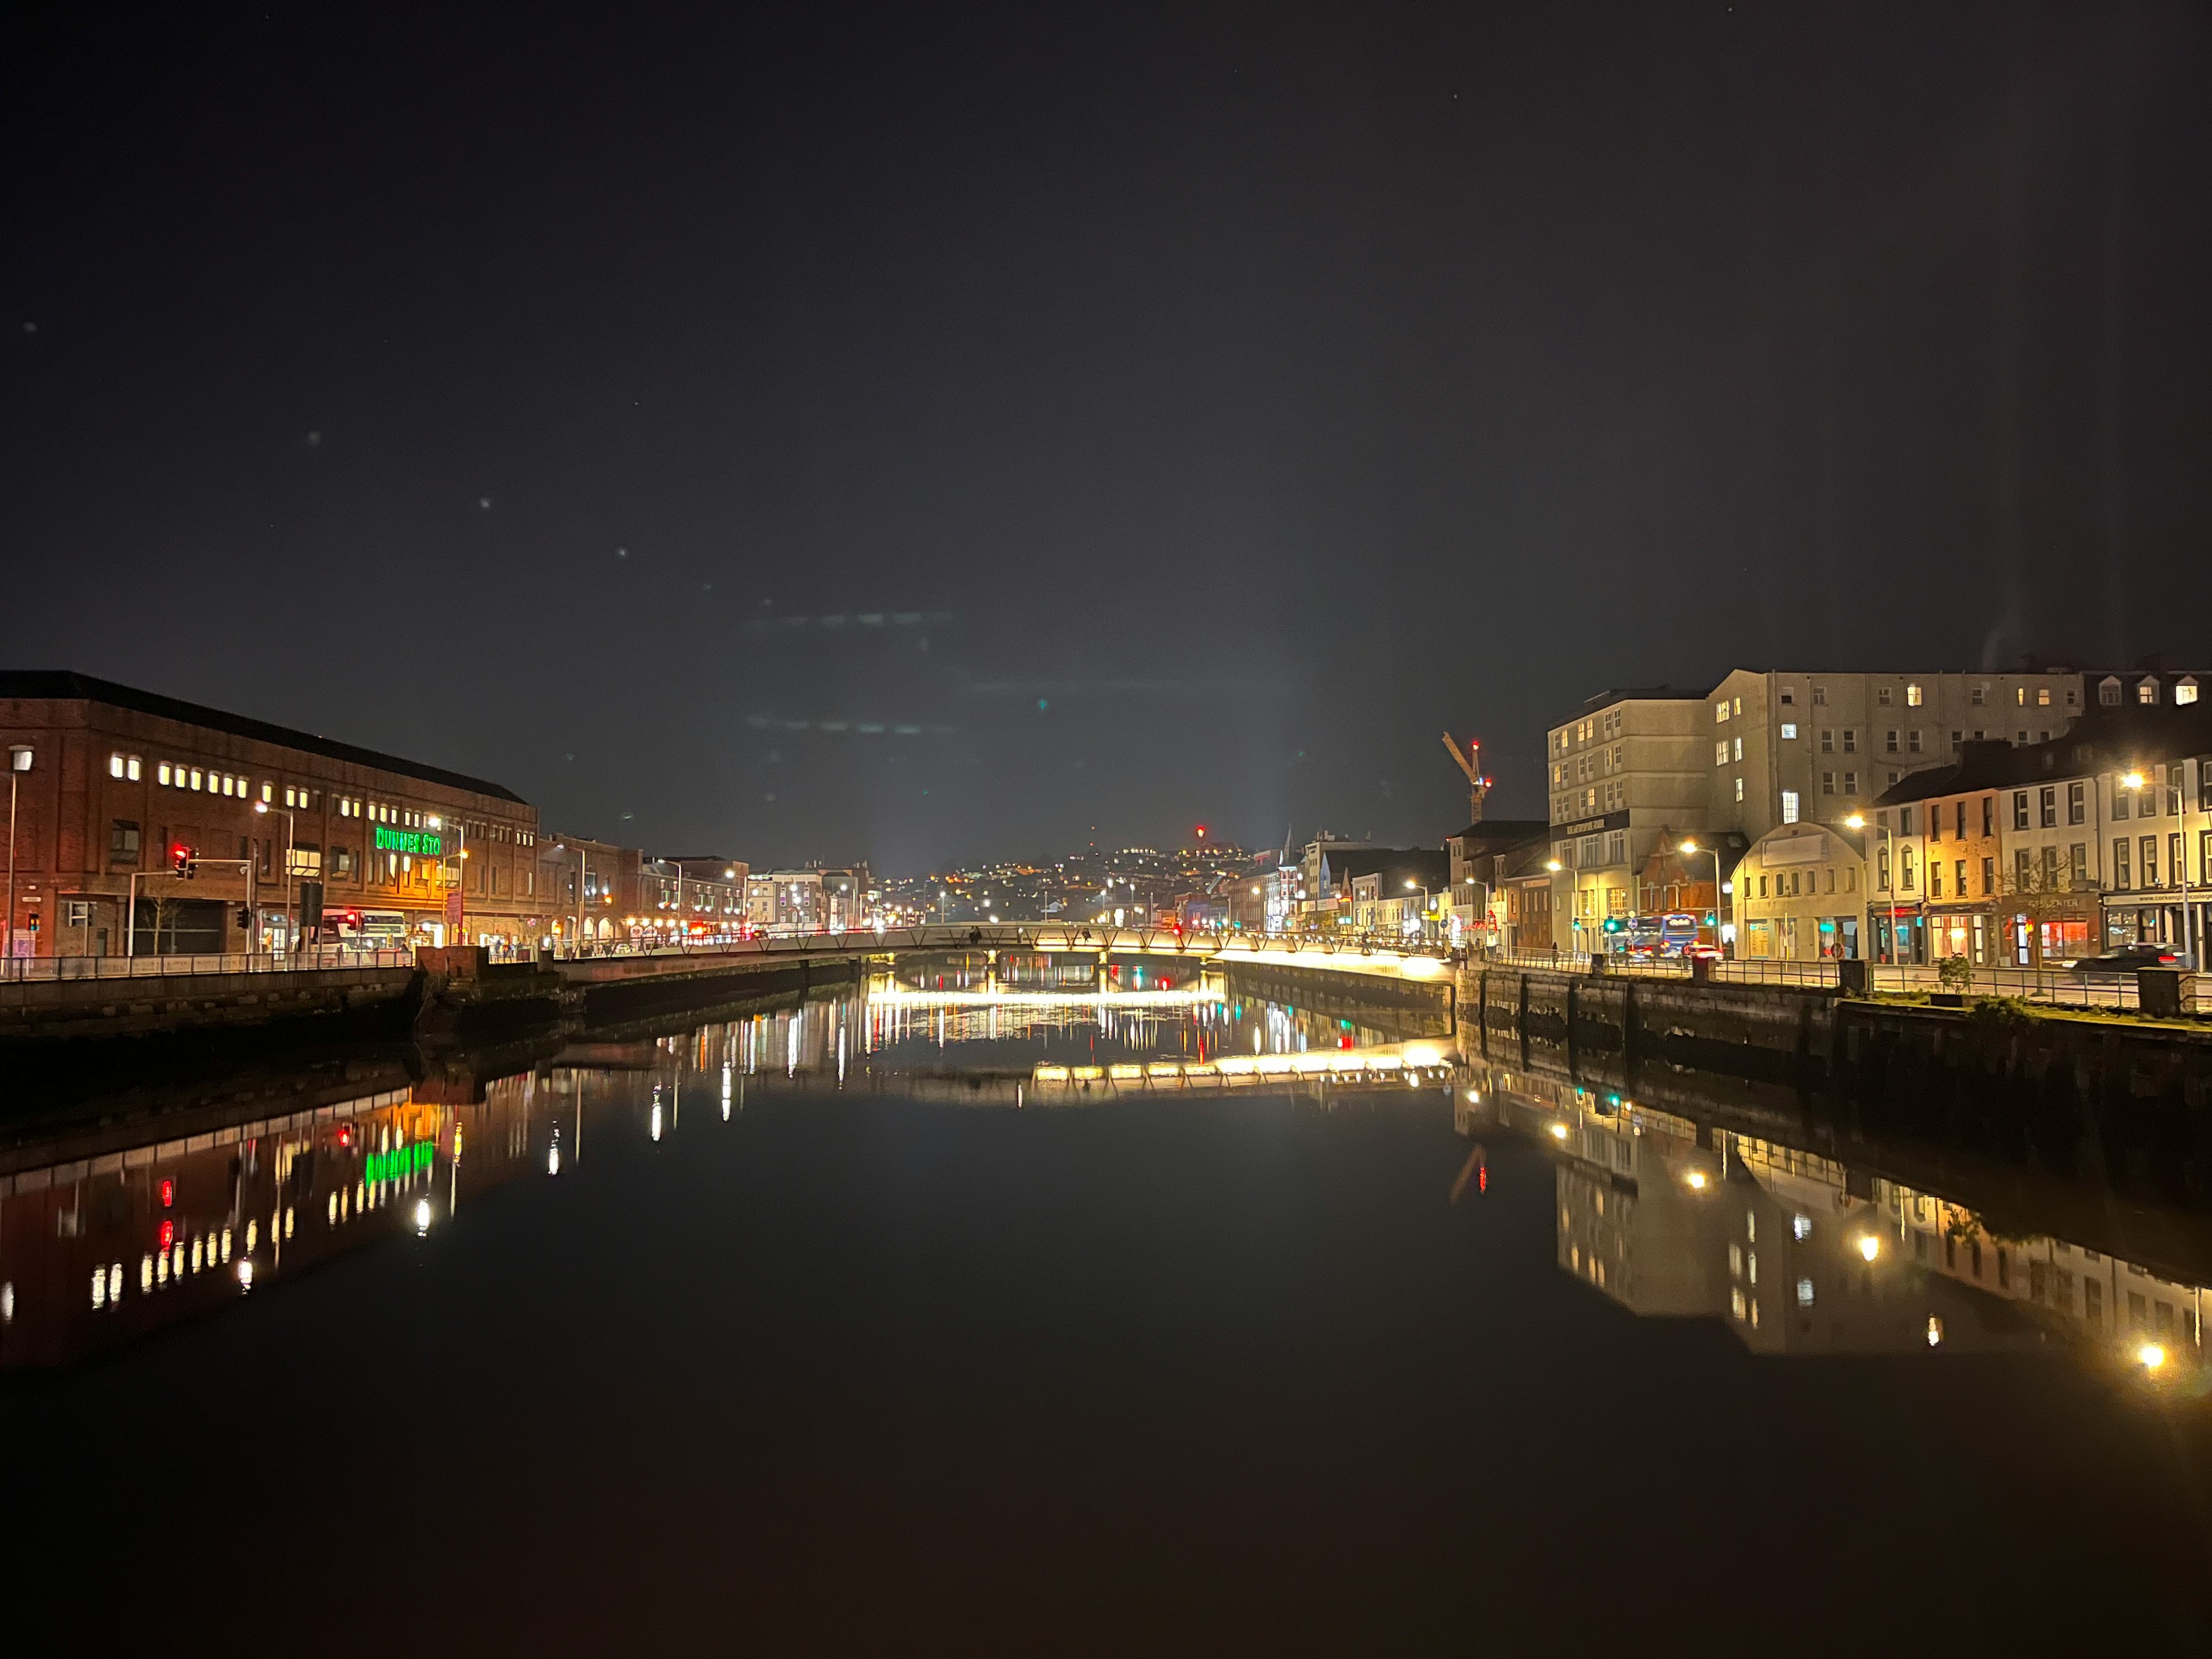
xmin=373 ymin=826 xmax=444 ymax=858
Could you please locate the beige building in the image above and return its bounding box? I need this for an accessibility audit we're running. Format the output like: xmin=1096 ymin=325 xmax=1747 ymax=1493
xmin=1703 ymin=667 xmax=2086 ymax=849
xmin=1730 ymin=822 xmax=1868 ymax=961
xmin=1543 ymin=688 xmax=1711 ymax=952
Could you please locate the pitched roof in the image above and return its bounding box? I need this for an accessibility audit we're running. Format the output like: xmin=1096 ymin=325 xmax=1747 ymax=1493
xmin=0 ymin=670 xmax=528 ymax=805
xmin=1870 ymin=704 xmax=2212 ymax=807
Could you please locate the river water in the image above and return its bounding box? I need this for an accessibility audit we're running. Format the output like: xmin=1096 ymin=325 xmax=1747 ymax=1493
xmin=6 ymin=959 xmax=2209 ymax=1648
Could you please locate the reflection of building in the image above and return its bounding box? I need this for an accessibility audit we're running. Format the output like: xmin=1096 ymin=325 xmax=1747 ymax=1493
xmin=0 ymin=1074 xmax=544 ymax=1370
xmin=1464 ymin=1074 xmax=2207 ymax=1370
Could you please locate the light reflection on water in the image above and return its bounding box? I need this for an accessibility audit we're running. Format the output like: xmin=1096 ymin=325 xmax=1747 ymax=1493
xmin=1 ymin=968 xmax=2206 ymax=1402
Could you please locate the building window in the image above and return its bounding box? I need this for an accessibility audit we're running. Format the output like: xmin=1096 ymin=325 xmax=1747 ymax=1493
xmin=2036 ymin=687 xmax=2051 ymax=706
xmin=1781 ymin=723 xmax=1797 ymax=740
xmin=109 ymin=820 xmax=141 ymax=865
xmin=1780 ymin=687 xmax=1795 ymax=706
xmin=1715 ymin=700 xmax=1730 ymax=724
xmin=1842 ymin=729 xmax=1857 ymax=753
xmin=2112 ymin=780 xmax=2130 ymax=821
xmin=157 ymin=762 xmax=172 ymax=786
xmin=1812 ymin=685 xmax=1828 ymax=706
xmin=1899 ymin=806 xmax=1915 ymax=835
xmin=1822 ymin=772 xmax=1835 ymax=796
xmin=189 ymin=768 xmax=202 ymax=791
xmin=1929 ymin=862 xmax=1943 ymax=897
xmin=1949 ymin=730 xmax=1961 ymax=752
xmin=2141 ymin=836 xmax=2158 ymax=886
xmin=2179 ymin=679 xmax=2200 ymax=706
xmin=1733 ymin=736 xmax=1743 ymax=762
xmin=1884 ymin=730 xmax=1899 ymax=754
xmin=2069 ymin=844 xmax=2087 ymax=885
xmin=1843 ymin=772 xmax=1857 ymax=794
xmin=1878 ymin=687 xmax=1894 ymax=707
xmin=2010 ymin=792 xmax=2028 ymax=832
xmin=1715 ymin=740 xmax=1728 ymax=766
xmin=2067 ymin=782 xmax=2085 ymax=825
xmin=1982 ymin=856 xmax=1994 ymax=896
xmin=1781 ymin=790 xmax=1800 ymax=824
xmin=1906 ymin=683 xmax=1923 ymax=707
xmin=1820 ymin=729 xmax=1834 ymax=753
xmin=109 ymin=752 xmax=125 ymax=778
xmin=1908 ymin=729 xmax=1922 ymax=753
xmin=1733 ymin=776 xmax=1744 ymax=802
xmin=2039 ymin=787 xmax=2056 ymax=828
xmin=2113 ymin=839 xmax=2131 ymax=889
xmin=1971 ymin=685 xmax=1986 ymax=706
xmin=2099 ymin=677 xmax=2122 ymax=707
xmin=2138 ymin=679 xmax=2159 ymax=705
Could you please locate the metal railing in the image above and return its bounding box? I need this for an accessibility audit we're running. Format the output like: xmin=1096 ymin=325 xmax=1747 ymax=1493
xmin=0 ymin=946 xmax=415 ymax=984
xmin=1468 ymin=946 xmax=2200 ymax=1012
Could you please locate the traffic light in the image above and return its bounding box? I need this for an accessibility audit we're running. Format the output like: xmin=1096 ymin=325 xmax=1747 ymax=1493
xmin=171 ymin=843 xmax=196 ymax=877
xmin=236 ymin=907 xmax=253 ymax=930
xmin=1601 ymin=916 xmax=1623 ymax=934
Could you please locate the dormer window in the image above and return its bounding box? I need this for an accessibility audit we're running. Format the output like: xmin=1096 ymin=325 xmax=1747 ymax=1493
xmin=2099 ymin=676 xmax=2123 ymax=706
xmin=2138 ymin=678 xmax=2160 ymax=705
xmin=2178 ymin=678 xmax=2200 ymax=706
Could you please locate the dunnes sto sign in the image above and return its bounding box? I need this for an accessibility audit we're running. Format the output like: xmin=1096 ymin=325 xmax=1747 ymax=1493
xmin=373 ymin=825 xmax=444 ymax=858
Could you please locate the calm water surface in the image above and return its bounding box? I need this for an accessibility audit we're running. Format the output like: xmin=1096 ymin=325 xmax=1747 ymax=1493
xmin=7 ymin=962 xmax=2210 ymax=1650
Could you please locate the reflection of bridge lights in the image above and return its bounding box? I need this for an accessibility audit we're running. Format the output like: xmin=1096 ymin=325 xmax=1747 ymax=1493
xmin=414 ymin=1198 xmax=433 ymax=1234
xmin=650 ymin=1104 xmax=664 ymax=1142
xmin=236 ymin=1259 xmax=255 ymax=1290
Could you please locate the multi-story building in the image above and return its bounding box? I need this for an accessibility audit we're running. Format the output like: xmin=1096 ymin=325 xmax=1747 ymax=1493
xmin=1543 ymin=688 xmax=1711 ymax=952
xmin=1 ymin=671 xmax=543 ymax=958
xmin=1443 ymin=819 xmax=1548 ymax=946
xmin=1728 ymin=822 xmax=1868 ymax=961
xmin=633 ymin=857 xmax=750 ymax=943
xmin=1701 ymin=666 xmax=2087 ymax=851
xmin=539 ymin=833 xmax=639 ymax=948
xmin=1868 ymin=700 xmax=2212 ymax=965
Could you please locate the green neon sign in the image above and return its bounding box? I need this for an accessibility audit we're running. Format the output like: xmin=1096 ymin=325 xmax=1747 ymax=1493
xmin=365 ymin=1140 xmax=436 ymax=1184
xmin=373 ymin=825 xmax=444 ymax=857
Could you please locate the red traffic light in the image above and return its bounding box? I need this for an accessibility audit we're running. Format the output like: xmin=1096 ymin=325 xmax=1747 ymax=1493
xmin=170 ymin=843 xmax=196 ymax=877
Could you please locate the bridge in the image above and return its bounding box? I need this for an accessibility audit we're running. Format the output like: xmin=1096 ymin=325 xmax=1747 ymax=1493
xmin=552 ymin=923 xmax=1454 ymax=984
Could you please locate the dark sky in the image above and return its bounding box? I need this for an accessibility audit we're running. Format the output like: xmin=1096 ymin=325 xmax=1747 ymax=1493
xmin=5 ymin=3 xmax=2208 ymax=872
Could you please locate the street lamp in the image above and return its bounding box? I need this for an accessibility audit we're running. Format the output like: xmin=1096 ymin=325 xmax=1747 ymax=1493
xmin=1845 ymin=813 xmax=1902 ymax=965
xmin=2120 ymin=769 xmax=2194 ymax=966
xmin=1677 ymin=840 xmax=1728 ymax=956
xmin=255 ymin=800 xmax=295 ymax=953
xmin=6 ymin=745 xmax=31 ymax=964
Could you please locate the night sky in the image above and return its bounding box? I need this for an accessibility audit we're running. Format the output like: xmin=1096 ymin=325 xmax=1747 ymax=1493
xmin=6 ymin=3 xmax=2208 ymax=872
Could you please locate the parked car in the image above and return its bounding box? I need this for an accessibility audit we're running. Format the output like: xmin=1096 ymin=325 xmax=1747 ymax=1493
xmin=2067 ymin=944 xmax=2181 ymax=975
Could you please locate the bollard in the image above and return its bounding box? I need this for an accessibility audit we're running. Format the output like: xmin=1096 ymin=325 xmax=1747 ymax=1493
xmin=2138 ymin=967 xmax=2185 ymax=1019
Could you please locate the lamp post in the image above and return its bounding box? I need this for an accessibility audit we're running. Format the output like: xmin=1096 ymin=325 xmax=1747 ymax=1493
xmin=2119 ymin=768 xmax=2192 ymax=964
xmin=1846 ymin=814 xmax=1900 ymax=965
xmin=254 ymin=801 xmax=295 ymax=953
xmin=1677 ymin=840 xmax=1728 ymax=956
xmin=6 ymin=744 xmax=30 ymax=964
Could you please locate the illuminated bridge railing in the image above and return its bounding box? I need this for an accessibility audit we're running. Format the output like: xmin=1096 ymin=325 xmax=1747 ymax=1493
xmin=0 ymin=947 xmax=416 ymax=984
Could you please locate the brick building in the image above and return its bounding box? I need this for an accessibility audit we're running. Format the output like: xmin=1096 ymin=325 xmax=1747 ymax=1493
xmin=0 ymin=672 xmax=543 ymax=957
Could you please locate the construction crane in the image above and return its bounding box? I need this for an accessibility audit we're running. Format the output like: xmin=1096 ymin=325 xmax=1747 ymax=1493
xmin=1441 ymin=734 xmax=1491 ymax=825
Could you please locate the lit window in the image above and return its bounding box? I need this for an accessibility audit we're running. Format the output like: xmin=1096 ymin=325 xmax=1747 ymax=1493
xmin=1715 ymin=701 xmax=1730 ymax=724
xmin=2036 ymin=687 xmax=2051 ymax=706
xmin=1781 ymin=790 xmax=1800 ymax=824
xmin=1792 ymin=1214 xmax=1812 ymax=1241
xmin=127 ymin=755 xmax=141 ymax=781
xmin=1734 ymin=777 xmax=1745 ymax=802
xmin=91 ymin=1268 xmax=107 ymax=1309
xmin=109 ymin=752 xmax=125 ymax=778
xmin=189 ymin=768 xmax=203 ymax=791
xmin=158 ymin=762 xmax=172 ymax=786
xmin=1781 ymin=723 xmax=1797 ymax=740
xmin=262 ymin=781 xmax=273 ymax=802
xmin=1796 ymin=1278 xmax=1815 ymax=1307
xmin=1906 ymin=683 xmax=1923 ymax=707
xmin=1715 ymin=740 xmax=1728 ymax=766
xmin=2138 ymin=679 xmax=2158 ymax=705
